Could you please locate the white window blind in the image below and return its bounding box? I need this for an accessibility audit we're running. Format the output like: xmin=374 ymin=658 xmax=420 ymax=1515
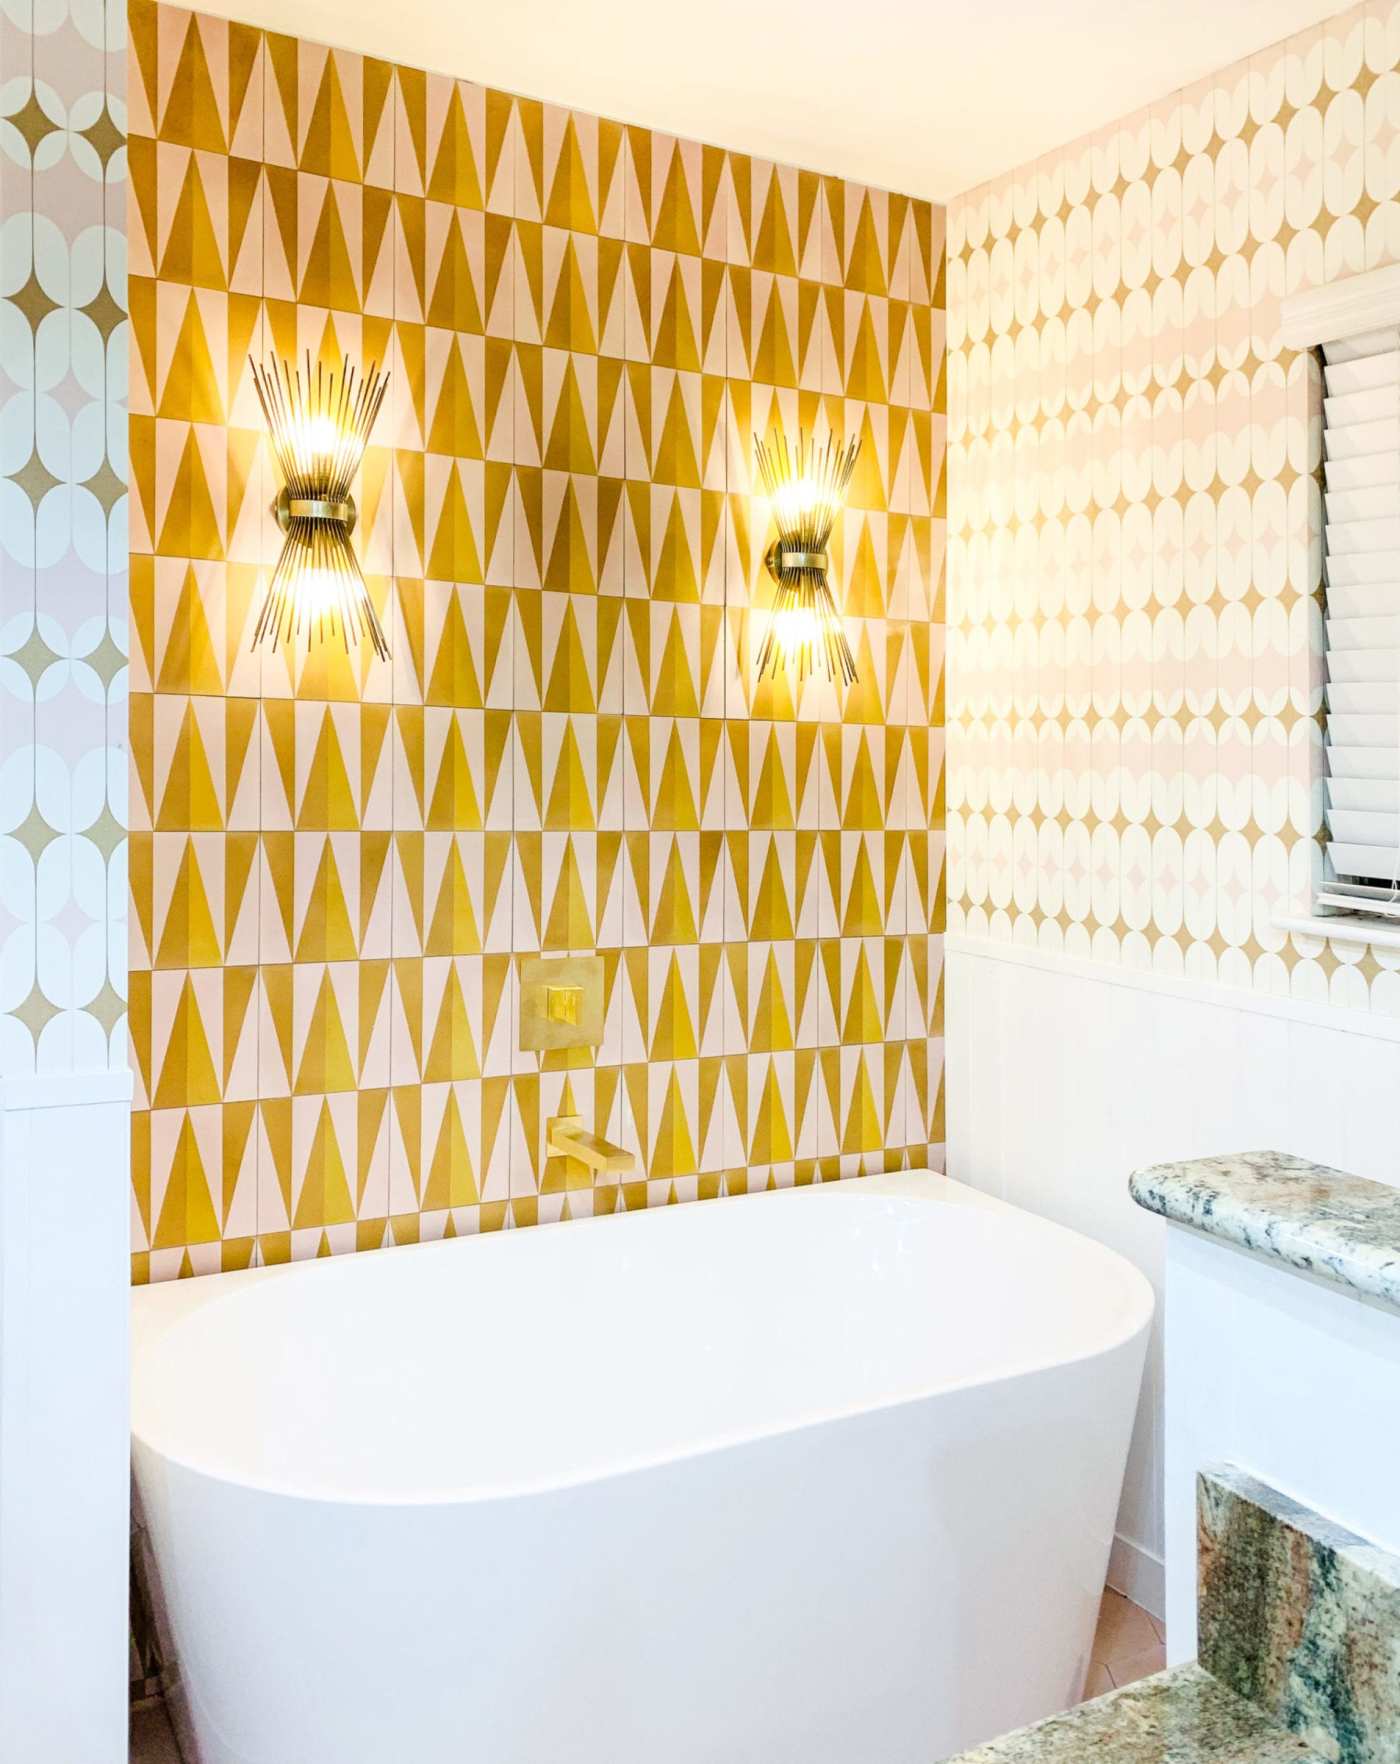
xmin=1319 ymin=324 xmax=1400 ymax=919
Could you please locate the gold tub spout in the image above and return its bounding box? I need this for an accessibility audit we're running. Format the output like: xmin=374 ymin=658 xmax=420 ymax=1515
xmin=545 ymin=1114 xmax=636 ymax=1176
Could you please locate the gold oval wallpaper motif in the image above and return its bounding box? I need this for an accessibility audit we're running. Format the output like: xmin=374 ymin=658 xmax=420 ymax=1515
xmin=0 ymin=0 xmax=128 ymax=1076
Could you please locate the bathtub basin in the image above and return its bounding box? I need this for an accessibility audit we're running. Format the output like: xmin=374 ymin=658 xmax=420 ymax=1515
xmin=131 ymin=1171 xmax=1153 ymax=1764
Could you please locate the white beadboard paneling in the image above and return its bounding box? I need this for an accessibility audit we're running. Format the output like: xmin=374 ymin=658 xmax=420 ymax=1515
xmin=947 ymin=934 xmax=1400 ymax=1610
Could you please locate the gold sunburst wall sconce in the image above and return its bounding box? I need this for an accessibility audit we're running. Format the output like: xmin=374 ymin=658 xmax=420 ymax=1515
xmin=754 ymin=428 xmax=861 ymax=686
xmin=250 ymin=351 xmax=391 ymax=659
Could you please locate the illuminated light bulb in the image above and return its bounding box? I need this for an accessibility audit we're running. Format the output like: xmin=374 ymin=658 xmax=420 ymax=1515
xmin=772 ymin=475 xmax=824 ymax=527
xmin=295 ymin=566 xmax=347 ymax=619
xmin=299 ymin=413 xmax=343 ymax=462
xmin=769 ymin=604 xmax=823 ymax=651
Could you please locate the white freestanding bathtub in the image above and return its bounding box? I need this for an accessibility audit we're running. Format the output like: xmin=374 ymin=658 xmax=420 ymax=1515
xmin=131 ymin=1172 xmax=1152 ymax=1764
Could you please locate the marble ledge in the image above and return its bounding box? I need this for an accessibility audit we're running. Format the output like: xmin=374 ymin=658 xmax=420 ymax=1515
xmin=1128 ymin=1150 xmax=1400 ymax=1313
xmin=936 ymin=1665 xmax=1326 ymax=1764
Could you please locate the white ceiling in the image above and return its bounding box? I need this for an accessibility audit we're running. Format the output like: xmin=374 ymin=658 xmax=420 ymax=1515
xmin=200 ymin=0 xmax=1349 ymax=199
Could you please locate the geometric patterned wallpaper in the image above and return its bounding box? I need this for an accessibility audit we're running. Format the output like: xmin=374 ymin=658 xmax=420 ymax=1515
xmin=0 ymin=0 xmax=128 ymax=1077
xmin=128 ymin=0 xmax=945 ymax=1281
xmin=948 ymin=1 xmax=1400 ymax=1018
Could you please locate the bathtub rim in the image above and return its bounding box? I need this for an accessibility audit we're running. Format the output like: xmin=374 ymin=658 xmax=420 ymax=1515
xmin=130 ymin=1171 xmax=1155 ymax=1509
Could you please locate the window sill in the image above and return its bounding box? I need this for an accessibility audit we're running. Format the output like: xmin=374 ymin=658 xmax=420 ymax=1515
xmin=1274 ymin=912 xmax=1400 ymax=953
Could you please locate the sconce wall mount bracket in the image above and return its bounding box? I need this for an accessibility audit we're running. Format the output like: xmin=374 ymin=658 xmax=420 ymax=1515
xmin=275 ymin=487 xmax=358 ymax=534
xmin=764 ymin=542 xmax=828 ymax=575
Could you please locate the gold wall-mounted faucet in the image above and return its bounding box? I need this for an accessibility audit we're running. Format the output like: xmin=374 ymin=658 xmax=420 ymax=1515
xmin=546 ymin=1115 xmax=636 ymax=1176
xmin=520 ymin=958 xmax=636 ymax=1181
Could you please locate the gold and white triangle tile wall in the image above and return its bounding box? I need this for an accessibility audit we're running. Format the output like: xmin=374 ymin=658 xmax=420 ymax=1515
xmin=945 ymin=0 xmax=1400 ymax=1020
xmin=127 ymin=0 xmax=945 ymax=1281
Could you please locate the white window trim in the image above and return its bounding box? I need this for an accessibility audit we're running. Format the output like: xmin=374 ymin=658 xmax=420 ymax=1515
xmin=1273 ymin=912 xmax=1400 ymax=953
xmin=1281 ymin=261 xmax=1400 ymax=351
xmin=1278 ymin=264 xmax=1400 ymax=951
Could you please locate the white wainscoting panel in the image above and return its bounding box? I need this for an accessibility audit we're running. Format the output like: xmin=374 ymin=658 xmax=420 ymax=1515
xmin=0 ymin=1073 xmax=132 ymax=1763
xmin=947 ymin=936 xmax=1400 ymax=1624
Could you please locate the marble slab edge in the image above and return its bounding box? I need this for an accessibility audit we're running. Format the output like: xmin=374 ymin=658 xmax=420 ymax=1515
xmin=1128 ymin=1150 xmax=1400 ymax=1313
xmin=934 ymin=1665 xmax=1327 ymax=1764
xmin=1199 ymin=1463 xmax=1400 ymax=1764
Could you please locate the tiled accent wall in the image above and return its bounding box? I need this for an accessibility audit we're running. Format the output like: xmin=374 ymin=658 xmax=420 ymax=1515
xmin=0 ymin=0 xmax=128 ymax=1075
xmin=127 ymin=0 xmax=946 ymax=1281
xmin=948 ymin=2 xmax=1400 ymax=1014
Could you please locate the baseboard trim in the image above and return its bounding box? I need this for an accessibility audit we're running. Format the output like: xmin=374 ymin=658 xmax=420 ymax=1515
xmin=1107 ymin=1531 xmax=1165 ymax=1622
xmin=946 ymin=932 xmax=1400 ymax=1046
xmin=0 ymin=1069 xmax=134 ymax=1112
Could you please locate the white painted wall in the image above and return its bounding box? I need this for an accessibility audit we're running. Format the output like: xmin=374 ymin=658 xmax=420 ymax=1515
xmin=0 ymin=1074 xmax=132 ymax=1762
xmin=946 ymin=935 xmax=1400 ymax=1620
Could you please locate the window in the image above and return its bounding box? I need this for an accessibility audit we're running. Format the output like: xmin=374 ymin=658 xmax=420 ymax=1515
xmin=1280 ymin=262 xmax=1400 ymax=939
xmin=1318 ymin=325 xmax=1400 ymax=918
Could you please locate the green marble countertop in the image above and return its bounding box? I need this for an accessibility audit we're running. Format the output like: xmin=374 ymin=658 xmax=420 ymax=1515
xmin=1128 ymin=1149 xmax=1400 ymax=1312
xmin=937 ymin=1666 xmax=1328 ymax=1764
